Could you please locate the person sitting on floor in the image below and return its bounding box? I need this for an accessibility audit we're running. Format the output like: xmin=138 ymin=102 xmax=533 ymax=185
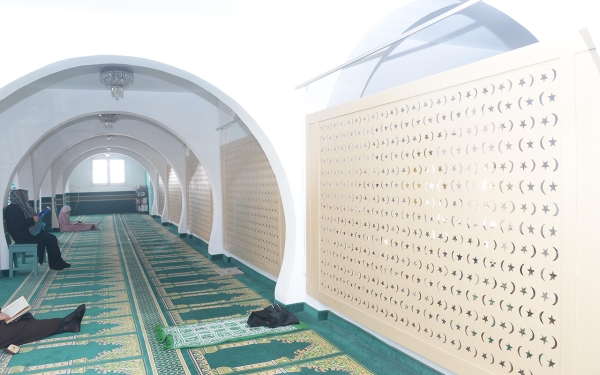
xmin=5 ymin=189 xmax=71 ymax=271
xmin=0 ymin=304 xmax=86 ymax=351
xmin=58 ymin=205 xmax=100 ymax=232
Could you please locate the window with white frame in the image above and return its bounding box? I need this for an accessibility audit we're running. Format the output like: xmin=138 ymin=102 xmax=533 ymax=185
xmin=93 ymin=159 xmax=125 ymax=184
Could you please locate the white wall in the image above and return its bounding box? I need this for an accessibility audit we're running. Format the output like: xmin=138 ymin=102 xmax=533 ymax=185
xmin=66 ymin=155 xmax=146 ymax=193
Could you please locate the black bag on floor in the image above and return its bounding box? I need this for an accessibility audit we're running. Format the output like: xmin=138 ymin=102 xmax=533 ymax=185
xmin=247 ymin=304 xmax=299 ymax=328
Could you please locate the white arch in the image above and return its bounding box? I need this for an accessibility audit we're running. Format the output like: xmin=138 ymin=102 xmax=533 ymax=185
xmin=0 ymin=56 xmax=300 ymax=304
xmin=50 ymin=138 xmax=176 ymax=224
xmin=55 ymin=148 xmax=163 ymax=228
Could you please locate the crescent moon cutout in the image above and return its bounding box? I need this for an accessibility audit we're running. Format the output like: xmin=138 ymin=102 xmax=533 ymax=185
xmin=541 ymin=180 xmax=546 ymax=195
xmin=531 ymin=159 xmax=536 ymax=172
xmin=518 ymin=138 xmax=523 ymax=152
xmin=553 ymin=158 xmax=559 ymax=172
xmin=520 ymin=264 xmax=524 ymax=276
xmin=530 ymin=116 xmax=535 ymax=129
xmin=474 ymin=88 xmax=478 ymax=98
xmin=509 ymin=362 xmax=514 ymax=373
xmin=509 ymin=120 xmax=514 ymax=131
xmin=511 ymin=282 xmax=516 ymax=294
xmin=553 ymin=247 xmax=559 ymax=261
xmin=491 ymin=83 xmax=495 ymax=95
xmin=539 ymin=91 xmax=545 ymax=105
xmin=498 ymin=101 xmax=503 ymax=113
xmin=509 ymin=322 xmax=514 ymax=334
xmin=519 ymin=180 xmax=524 ymax=194
xmin=518 ymin=97 xmax=523 ymax=110
xmin=531 ymin=245 xmax=536 ymax=258
xmin=531 ymin=203 xmax=536 ymax=215
xmin=553 ymin=113 xmax=558 ymax=127
xmin=552 ymin=336 xmax=558 ymax=349
xmin=508 ymin=79 xmax=513 ymax=91
xmin=541 ymin=224 xmax=546 ymax=239
xmin=554 ymin=203 xmax=559 ymax=217
xmin=529 ymin=328 xmax=535 ymax=341
xmin=552 ymin=69 xmax=557 ymax=81
xmin=529 ymin=74 xmax=534 ymax=87
xmin=553 ymin=293 xmax=559 ymax=306
xmin=538 ymin=353 xmax=543 ymax=366
xmin=518 ymin=346 xmax=522 ymax=358
xmin=540 ymin=136 xmax=546 ymax=150
xmin=531 ymin=287 xmax=536 ymax=300
xmin=539 ymin=311 xmax=545 ymax=324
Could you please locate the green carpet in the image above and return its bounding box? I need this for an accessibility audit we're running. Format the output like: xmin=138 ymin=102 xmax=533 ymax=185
xmin=0 ymin=214 xmax=441 ymax=375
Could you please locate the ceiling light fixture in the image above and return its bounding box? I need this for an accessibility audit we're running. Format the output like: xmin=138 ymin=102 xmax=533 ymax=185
xmin=99 ymin=114 xmax=120 ymax=129
xmin=106 ymin=135 xmax=116 ymax=141
xmin=105 ymin=147 xmax=111 ymax=157
xmin=100 ymin=68 xmax=134 ymax=100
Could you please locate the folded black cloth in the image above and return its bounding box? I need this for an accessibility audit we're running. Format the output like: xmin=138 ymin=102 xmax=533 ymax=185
xmin=247 ymin=304 xmax=299 ymax=328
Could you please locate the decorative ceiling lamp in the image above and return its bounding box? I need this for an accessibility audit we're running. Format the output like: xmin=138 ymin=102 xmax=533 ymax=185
xmin=100 ymin=68 xmax=134 ymax=100
xmin=99 ymin=114 xmax=120 ymax=129
xmin=106 ymin=135 xmax=116 ymax=141
xmin=105 ymin=147 xmax=111 ymax=157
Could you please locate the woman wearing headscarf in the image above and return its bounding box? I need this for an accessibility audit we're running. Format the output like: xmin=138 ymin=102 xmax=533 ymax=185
xmin=5 ymin=189 xmax=71 ymax=270
xmin=58 ymin=205 xmax=98 ymax=232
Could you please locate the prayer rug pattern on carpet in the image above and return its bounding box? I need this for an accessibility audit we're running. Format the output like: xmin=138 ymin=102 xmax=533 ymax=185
xmin=156 ymin=317 xmax=308 ymax=349
xmin=0 ymin=214 xmax=377 ymax=375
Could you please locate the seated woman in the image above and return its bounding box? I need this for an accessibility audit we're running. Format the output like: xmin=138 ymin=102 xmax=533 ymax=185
xmin=6 ymin=190 xmax=71 ymax=270
xmin=58 ymin=206 xmax=99 ymax=232
xmin=0 ymin=304 xmax=85 ymax=351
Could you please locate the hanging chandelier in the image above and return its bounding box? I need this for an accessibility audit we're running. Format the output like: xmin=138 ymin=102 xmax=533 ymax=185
xmin=100 ymin=68 xmax=134 ymax=100
xmin=99 ymin=114 xmax=120 ymax=129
